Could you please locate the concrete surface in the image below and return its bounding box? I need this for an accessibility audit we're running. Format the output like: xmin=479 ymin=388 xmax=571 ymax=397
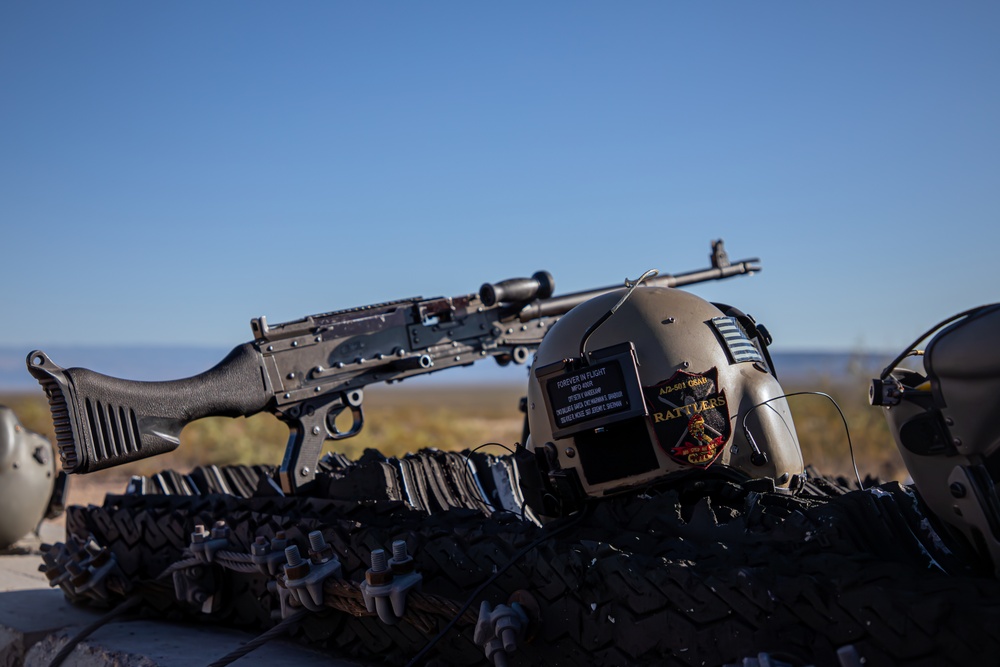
xmin=0 ymin=522 xmax=361 ymax=667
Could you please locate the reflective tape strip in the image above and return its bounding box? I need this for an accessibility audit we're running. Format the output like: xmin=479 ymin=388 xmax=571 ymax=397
xmin=711 ymin=316 xmax=763 ymax=363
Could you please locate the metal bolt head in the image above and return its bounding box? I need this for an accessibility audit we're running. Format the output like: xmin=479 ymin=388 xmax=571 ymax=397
xmin=210 ymin=520 xmax=230 ymax=540
xmin=285 ymin=545 xmax=303 ymax=567
xmin=251 ymin=537 xmax=269 ymax=557
xmin=366 ymin=569 xmax=394 ymax=586
xmin=270 ymin=533 xmax=289 ymax=552
xmin=366 ymin=548 xmax=394 ymax=584
xmin=307 ymin=530 xmax=335 ymax=563
xmin=370 ymin=548 xmax=388 ymax=572
xmin=283 ymin=545 xmax=310 ymax=580
xmin=389 ymin=540 xmax=415 ymax=573
xmin=308 ymin=531 xmax=327 ymax=551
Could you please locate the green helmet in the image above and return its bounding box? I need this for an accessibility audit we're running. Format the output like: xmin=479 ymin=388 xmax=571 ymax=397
xmin=0 ymin=406 xmax=61 ymax=549
xmin=523 ymin=286 xmax=804 ymax=518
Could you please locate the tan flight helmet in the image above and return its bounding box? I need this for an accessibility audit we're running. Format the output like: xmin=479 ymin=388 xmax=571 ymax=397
xmin=0 ymin=406 xmax=63 ymax=549
xmin=523 ymin=279 xmax=804 ymax=518
xmin=870 ymin=303 xmax=1000 ymax=575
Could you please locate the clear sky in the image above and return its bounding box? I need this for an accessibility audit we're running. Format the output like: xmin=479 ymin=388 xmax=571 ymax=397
xmin=2 ymin=2 xmax=998 ymax=356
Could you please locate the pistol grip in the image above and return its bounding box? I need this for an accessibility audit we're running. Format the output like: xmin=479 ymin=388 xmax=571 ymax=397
xmin=277 ymin=390 xmax=364 ymax=494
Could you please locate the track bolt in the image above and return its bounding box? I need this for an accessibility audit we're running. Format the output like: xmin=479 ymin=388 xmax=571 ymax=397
xmin=366 ymin=548 xmax=394 ymax=585
xmin=389 ymin=540 xmax=415 ymax=574
xmin=284 ymin=545 xmax=310 ymax=581
xmin=210 ymin=520 xmax=230 ymax=541
xmin=191 ymin=524 xmax=210 ymax=545
xmin=251 ymin=536 xmax=269 ymax=557
xmin=307 ymin=530 xmax=335 ymax=564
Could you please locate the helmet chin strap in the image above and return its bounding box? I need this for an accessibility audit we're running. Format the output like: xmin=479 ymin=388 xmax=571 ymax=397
xmin=578 ymin=269 xmax=659 ymax=360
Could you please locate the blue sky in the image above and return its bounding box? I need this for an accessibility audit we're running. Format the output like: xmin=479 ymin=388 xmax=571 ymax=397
xmin=2 ymin=2 xmax=998 ymax=357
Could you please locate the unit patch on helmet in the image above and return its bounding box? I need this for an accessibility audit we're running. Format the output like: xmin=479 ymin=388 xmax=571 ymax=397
xmin=643 ymin=368 xmax=730 ymax=467
xmin=711 ymin=316 xmax=763 ymax=364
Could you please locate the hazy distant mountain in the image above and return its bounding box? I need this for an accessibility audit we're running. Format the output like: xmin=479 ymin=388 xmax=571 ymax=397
xmin=1 ymin=345 xmax=892 ymax=393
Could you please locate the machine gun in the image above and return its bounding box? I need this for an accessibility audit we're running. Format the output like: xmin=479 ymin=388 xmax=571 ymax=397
xmin=26 ymin=240 xmax=760 ymax=494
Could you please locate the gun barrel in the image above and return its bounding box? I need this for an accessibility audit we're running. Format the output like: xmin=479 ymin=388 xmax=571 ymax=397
xmin=517 ymin=258 xmax=760 ymax=321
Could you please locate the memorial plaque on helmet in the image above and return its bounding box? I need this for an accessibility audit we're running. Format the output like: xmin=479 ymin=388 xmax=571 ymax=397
xmin=546 ymin=360 xmax=631 ymax=429
xmin=537 ymin=345 xmax=646 ymax=440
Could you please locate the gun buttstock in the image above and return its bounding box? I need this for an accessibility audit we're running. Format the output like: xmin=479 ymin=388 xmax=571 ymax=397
xmin=26 ymin=344 xmax=271 ymax=474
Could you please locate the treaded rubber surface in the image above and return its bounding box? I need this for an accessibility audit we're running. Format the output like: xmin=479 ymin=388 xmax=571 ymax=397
xmin=62 ymin=455 xmax=1000 ymax=666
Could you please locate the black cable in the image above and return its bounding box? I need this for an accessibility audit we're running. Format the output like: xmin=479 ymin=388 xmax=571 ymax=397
xmin=579 ymin=269 xmax=657 ymax=358
xmin=466 ymin=442 xmax=517 ymax=457
xmin=879 ymin=305 xmax=991 ymax=380
xmin=48 ymin=595 xmax=143 ymax=667
xmin=204 ymin=609 xmax=310 ymax=667
xmin=404 ymin=505 xmax=592 ymax=667
xmin=741 ymin=391 xmax=864 ymax=489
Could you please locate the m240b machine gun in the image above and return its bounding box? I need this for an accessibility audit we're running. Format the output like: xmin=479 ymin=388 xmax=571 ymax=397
xmin=27 ymin=240 xmax=760 ymax=494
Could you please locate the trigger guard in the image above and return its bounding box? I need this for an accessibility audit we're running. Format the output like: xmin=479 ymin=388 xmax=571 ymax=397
xmin=327 ymin=403 xmax=364 ymax=440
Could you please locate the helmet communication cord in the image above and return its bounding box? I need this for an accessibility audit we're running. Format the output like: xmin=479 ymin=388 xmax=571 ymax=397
xmin=742 ymin=391 xmax=863 ymax=489
xmin=578 ymin=269 xmax=658 ymax=360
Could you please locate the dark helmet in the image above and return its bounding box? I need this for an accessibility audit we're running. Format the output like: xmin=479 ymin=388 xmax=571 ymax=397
xmin=523 ymin=285 xmax=803 ymax=518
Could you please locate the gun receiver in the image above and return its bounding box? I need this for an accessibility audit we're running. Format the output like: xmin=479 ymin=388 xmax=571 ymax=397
xmin=27 ymin=239 xmax=760 ymax=494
